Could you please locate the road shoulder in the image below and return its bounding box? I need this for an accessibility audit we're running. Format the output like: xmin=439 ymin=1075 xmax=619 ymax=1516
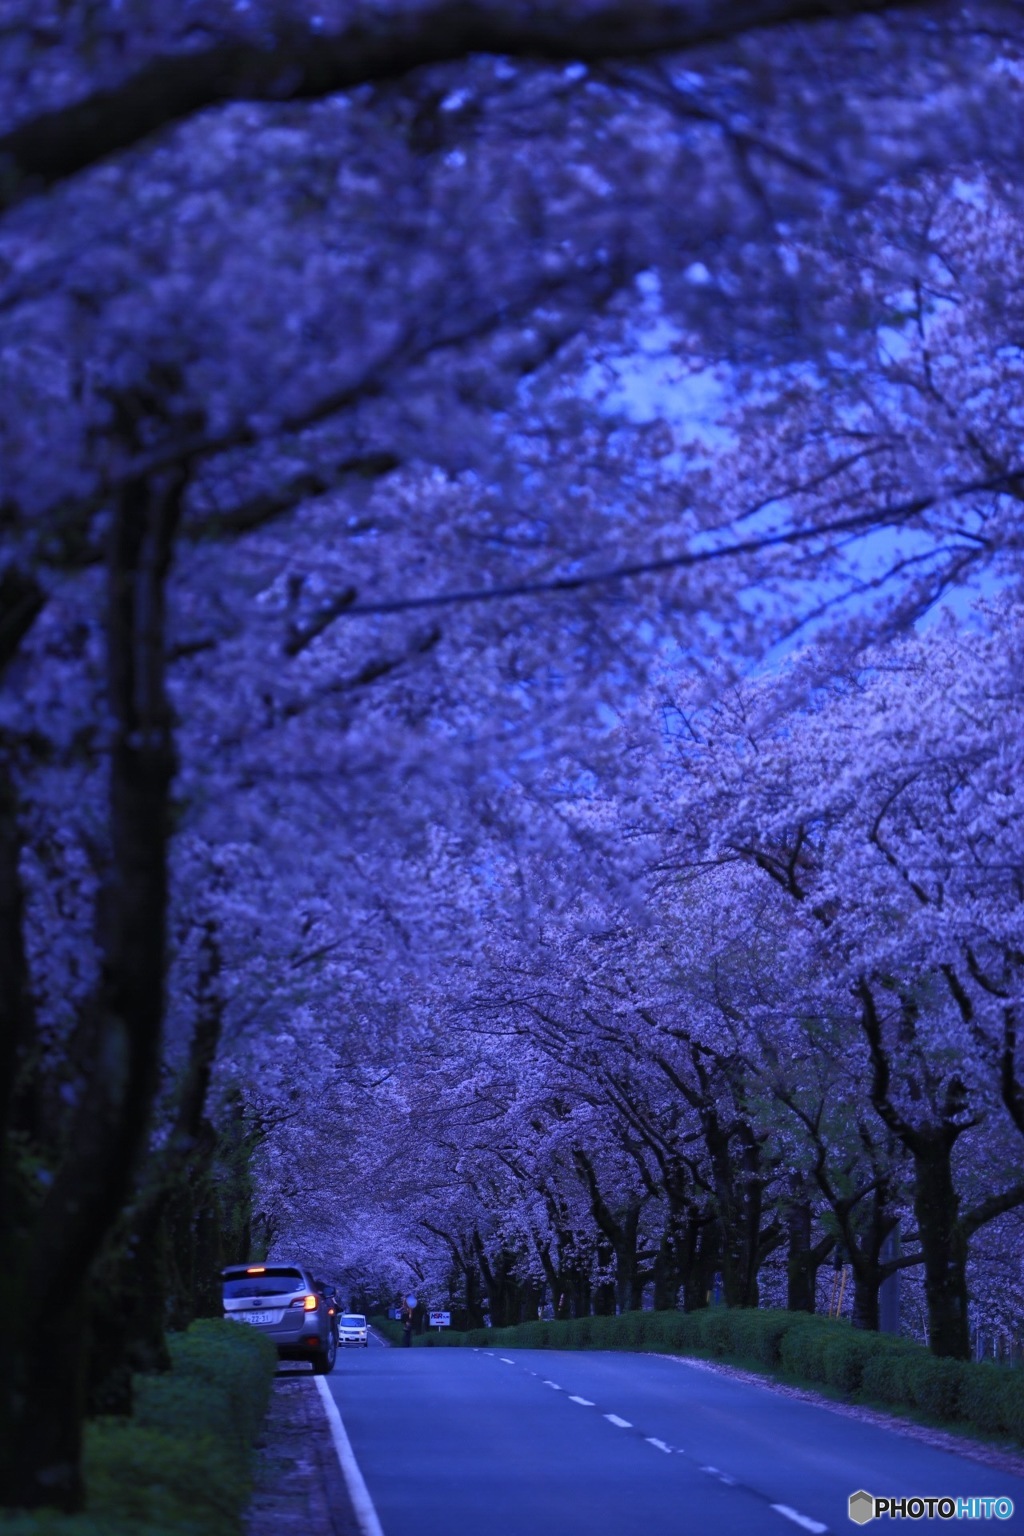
xmin=658 ymin=1354 xmax=1024 ymax=1479
xmin=244 ymin=1370 xmax=362 ymax=1536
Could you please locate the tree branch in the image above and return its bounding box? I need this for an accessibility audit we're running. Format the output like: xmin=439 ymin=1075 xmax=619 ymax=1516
xmin=0 ymin=0 xmax=930 ymax=211
xmin=316 ymin=468 xmax=1023 ymax=625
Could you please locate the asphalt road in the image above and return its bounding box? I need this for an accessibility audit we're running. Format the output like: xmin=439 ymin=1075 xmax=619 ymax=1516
xmin=326 ymin=1346 xmax=1024 ymax=1535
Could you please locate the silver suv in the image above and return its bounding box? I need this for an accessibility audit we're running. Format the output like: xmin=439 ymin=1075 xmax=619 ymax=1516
xmin=221 ymin=1263 xmax=337 ymax=1373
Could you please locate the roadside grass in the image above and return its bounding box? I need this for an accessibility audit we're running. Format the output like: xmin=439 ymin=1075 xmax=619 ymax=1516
xmin=0 ymin=1318 xmax=276 ymax=1536
xmin=371 ymin=1308 xmax=1024 ymax=1450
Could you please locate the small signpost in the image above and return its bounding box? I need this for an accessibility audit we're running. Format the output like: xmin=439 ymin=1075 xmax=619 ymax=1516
xmin=429 ymin=1310 xmax=451 ymax=1330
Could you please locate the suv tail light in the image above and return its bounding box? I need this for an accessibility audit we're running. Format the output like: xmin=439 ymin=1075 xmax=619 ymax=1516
xmin=290 ymin=1294 xmax=319 ymax=1311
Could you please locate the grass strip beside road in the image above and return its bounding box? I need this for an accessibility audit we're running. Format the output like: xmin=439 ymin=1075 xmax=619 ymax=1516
xmin=0 ymin=1318 xmax=276 ymax=1536
xmin=372 ymin=1307 xmax=1024 ymax=1449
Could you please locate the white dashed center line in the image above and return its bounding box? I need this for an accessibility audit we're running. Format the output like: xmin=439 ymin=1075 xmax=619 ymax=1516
xmin=480 ymin=1354 xmax=829 ymax=1533
xmin=771 ymin=1506 xmax=828 ymax=1534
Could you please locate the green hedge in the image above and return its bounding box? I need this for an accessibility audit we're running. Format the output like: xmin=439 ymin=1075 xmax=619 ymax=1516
xmin=0 ymin=1319 xmax=276 ymax=1536
xmin=379 ymin=1307 xmax=1024 ymax=1446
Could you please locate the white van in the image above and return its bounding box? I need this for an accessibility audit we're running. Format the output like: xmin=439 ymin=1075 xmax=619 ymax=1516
xmin=339 ymin=1312 xmax=369 ymax=1347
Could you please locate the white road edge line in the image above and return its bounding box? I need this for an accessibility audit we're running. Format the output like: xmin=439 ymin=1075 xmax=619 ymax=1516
xmin=313 ymin=1376 xmax=386 ymax=1536
xmin=568 ymin=1396 xmax=594 ymax=1406
xmin=771 ymin=1504 xmax=828 ymax=1534
xmin=604 ymin=1414 xmax=632 ymax=1428
xmin=645 ymin=1437 xmax=672 ymax=1453
xmin=499 ymin=1357 xmax=515 ymax=1364
xmin=542 ymin=1381 xmax=561 ymax=1389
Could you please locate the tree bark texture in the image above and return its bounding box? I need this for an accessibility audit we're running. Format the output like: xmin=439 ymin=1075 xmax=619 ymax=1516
xmin=912 ymin=1140 xmax=970 ymax=1361
xmin=0 ymin=470 xmax=182 ymax=1510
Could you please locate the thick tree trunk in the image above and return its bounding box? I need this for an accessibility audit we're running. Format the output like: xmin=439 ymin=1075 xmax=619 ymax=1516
xmin=462 ymin=1263 xmax=485 ymax=1330
xmin=89 ymin=923 xmax=224 ymax=1409
xmin=0 ymin=471 xmax=182 ymax=1511
xmin=0 ymin=570 xmax=47 ymax=1200
xmin=572 ymin=1149 xmax=645 ymax=1315
xmin=472 ymin=1234 xmax=512 ymax=1328
xmin=613 ymin=1203 xmax=643 ymax=1313
xmin=683 ymin=1209 xmax=719 ymax=1311
xmin=518 ymin=1279 xmax=542 ymax=1324
xmin=851 ymin=1269 xmax=880 ymax=1331
xmin=653 ymin=1201 xmax=696 ymax=1310
xmin=87 ymin=1199 xmax=172 ymax=1415
xmin=593 ymin=1233 xmax=617 ymax=1315
xmin=711 ymin=1126 xmax=774 ymax=1307
xmin=913 ymin=1143 xmax=969 ymax=1360
xmin=845 ymin=1202 xmax=899 ymax=1333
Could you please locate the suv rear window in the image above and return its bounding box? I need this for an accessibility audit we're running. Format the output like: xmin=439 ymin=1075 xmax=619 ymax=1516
xmin=223 ymin=1268 xmax=305 ymax=1299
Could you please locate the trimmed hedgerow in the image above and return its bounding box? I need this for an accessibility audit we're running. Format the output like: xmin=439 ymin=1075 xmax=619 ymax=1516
xmin=381 ymin=1306 xmax=1024 ymax=1446
xmin=0 ymin=1318 xmax=276 ymax=1536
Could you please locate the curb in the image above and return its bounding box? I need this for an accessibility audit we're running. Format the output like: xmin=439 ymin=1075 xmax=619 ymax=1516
xmin=314 ymin=1376 xmax=386 ymax=1536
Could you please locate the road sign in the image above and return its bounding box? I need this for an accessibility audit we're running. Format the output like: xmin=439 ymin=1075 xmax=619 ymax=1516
xmin=429 ymin=1311 xmax=451 ymax=1328
xmin=405 ymin=1294 xmax=418 ymax=1309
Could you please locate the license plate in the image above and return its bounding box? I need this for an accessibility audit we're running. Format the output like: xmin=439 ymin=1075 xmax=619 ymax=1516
xmin=240 ymin=1312 xmax=274 ymax=1325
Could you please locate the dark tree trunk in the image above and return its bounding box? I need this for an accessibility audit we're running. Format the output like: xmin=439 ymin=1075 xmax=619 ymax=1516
xmin=518 ymin=1279 xmax=542 ymax=1323
xmin=710 ymin=1122 xmax=778 ymax=1308
xmin=613 ymin=1203 xmax=643 ymax=1313
xmin=851 ymin=1269 xmax=880 ymax=1332
xmin=88 ymin=921 xmax=224 ymax=1409
xmin=785 ymin=1195 xmax=836 ymax=1314
xmin=0 ymin=470 xmax=182 ymax=1511
xmin=858 ymin=981 xmax=974 ymax=1360
xmin=653 ymin=1200 xmax=697 ymax=1310
xmin=785 ymin=1198 xmax=814 ymax=1313
xmin=462 ymin=1262 xmax=485 ymax=1330
xmin=844 ymin=1195 xmax=899 ymax=1334
xmin=87 ymin=1198 xmax=172 ymax=1415
xmin=572 ymin=1149 xmax=644 ymax=1315
xmin=683 ymin=1209 xmax=719 ymax=1312
xmin=472 ymin=1234 xmax=512 ymax=1328
xmin=913 ymin=1141 xmax=969 ymax=1360
xmin=592 ymin=1232 xmax=616 ymax=1315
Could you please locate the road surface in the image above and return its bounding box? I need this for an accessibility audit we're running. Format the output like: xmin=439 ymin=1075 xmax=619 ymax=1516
xmin=325 ymin=1346 xmax=1024 ymax=1534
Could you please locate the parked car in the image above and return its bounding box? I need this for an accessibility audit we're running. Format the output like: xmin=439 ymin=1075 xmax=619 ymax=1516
xmin=338 ymin=1312 xmax=369 ymax=1347
xmin=221 ymin=1263 xmax=336 ymax=1373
